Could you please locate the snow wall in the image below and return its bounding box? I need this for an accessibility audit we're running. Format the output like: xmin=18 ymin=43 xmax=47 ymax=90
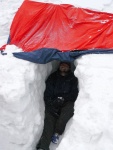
xmin=1 ymin=0 xmax=113 ymax=150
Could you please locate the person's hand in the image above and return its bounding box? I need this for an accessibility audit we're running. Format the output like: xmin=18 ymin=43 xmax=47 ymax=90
xmin=50 ymin=97 xmax=65 ymax=117
xmin=57 ymin=97 xmax=64 ymax=106
xmin=52 ymin=97 xmax=64 ymax=108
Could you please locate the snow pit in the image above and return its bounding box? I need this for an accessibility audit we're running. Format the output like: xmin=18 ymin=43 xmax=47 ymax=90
xmin=1 ymin=50 xmax=113 ymax=150
xmin=1 ymin=0 xmax=113 ymax=150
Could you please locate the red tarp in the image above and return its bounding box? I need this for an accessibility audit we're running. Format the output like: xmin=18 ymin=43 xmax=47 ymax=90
xmin=9 ymin=0 xmax=113 ymax=52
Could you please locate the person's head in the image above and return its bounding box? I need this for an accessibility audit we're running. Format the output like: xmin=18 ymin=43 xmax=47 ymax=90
xmin=59 ymin=62 xmax=71 ymax=76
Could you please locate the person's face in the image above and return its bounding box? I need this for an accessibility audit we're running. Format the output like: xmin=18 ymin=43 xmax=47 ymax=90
xmin=59 ymin=63 xmax=70 ymax=72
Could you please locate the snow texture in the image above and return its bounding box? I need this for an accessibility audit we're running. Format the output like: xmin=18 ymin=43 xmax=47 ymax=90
xmin=0 ymin=46 xmax=52 ymax=150
xmin=1 ymin=0 xmax=113 ymax=150
xmin=57 ymin=55 xmax=113 ymax=150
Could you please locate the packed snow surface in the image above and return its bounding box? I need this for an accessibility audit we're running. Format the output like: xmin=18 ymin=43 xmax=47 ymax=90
xmin=1 ymin=0 xmax=113 ymax=150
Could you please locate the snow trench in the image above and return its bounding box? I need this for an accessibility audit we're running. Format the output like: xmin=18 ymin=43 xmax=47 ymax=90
xmin=1 ymin=50 xmax=113 ymax=150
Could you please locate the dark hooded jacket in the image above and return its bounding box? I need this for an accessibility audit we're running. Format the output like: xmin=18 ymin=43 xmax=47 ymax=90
xmin=44 ymin=69 xmax=78 ymax=116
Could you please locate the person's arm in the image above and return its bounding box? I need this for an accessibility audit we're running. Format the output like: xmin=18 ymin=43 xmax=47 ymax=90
xmin=63 ymin=77 xmax=78 ymax=102
xmin=44 ymin=73 xmax=56 ymax=106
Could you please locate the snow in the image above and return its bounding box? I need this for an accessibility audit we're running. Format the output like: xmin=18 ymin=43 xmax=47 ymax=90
xmin=32 ymin=0 xmax=113 ymax=12
xmin=0 ymin=0 xmax=113 ymax=150
xmin=0 ymin=45 xmax=52 ymax=150
xmin=58 ymin=54 xmax=113 ymax=150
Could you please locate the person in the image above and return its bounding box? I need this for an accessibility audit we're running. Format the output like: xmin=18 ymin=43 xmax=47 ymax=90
xmin=36 ymin=61 xmax=78 ymax=150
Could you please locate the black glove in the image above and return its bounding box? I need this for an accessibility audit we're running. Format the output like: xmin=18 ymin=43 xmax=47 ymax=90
xmin=57 ymin=97 xmax=64 ymax=106
xmin=48 ymin=97 xmax=65 ymax=118
xmin=53 ymin=97 xmax=64 ymax=107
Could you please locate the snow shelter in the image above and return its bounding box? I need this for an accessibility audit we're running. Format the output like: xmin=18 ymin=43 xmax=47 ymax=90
xmin=1 ymin=0 xmax=113 ymax=63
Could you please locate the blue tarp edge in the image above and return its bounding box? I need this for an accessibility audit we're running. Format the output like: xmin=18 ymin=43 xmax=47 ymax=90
xmin=13 ymin=48 xmax=113 ymax=64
